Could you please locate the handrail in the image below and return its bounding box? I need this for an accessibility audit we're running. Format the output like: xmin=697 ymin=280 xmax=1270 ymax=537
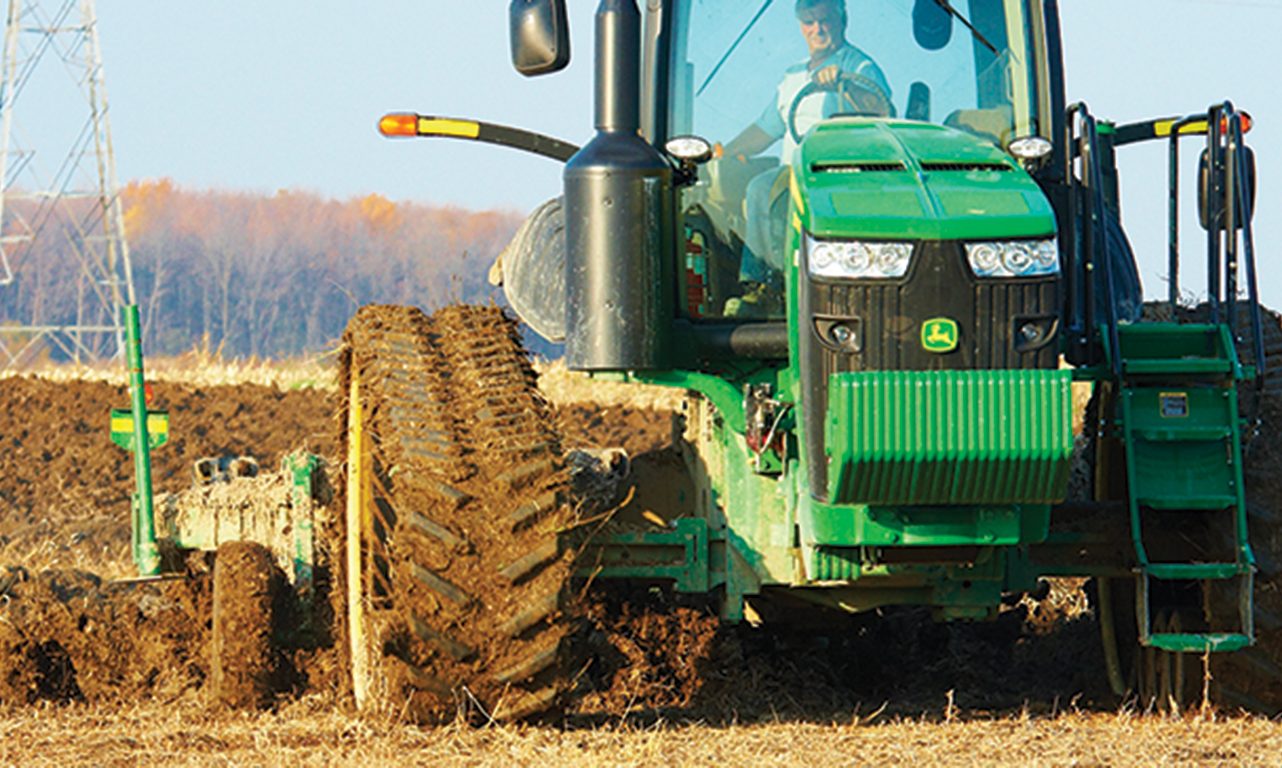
xmin=1166 ymin=114 xmax=1203 ymax=309
xmin=1219 ymin=104 xmax=1267 ymax=404
xmin=1065 ymin=103 xmax=1122 ymax=378
xmin=1162 ymin=102 xmax=1266 ymax=407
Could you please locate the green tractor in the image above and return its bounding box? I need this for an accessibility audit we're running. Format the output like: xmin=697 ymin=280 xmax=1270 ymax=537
xmin=148 ymin=0 xmax=1274 ymax=720
xmin=345 ymin=0 xmax=1275 ymax=720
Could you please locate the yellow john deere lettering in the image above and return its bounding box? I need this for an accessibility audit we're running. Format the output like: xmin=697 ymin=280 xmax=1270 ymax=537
xmin=921 ymin=317 xmax=960 ymax=353
xmin=417 ymin=118 xmax=481 ymax=139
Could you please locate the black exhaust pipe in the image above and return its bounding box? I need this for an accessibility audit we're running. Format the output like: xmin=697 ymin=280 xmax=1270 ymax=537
xmin=563 ymin=0 xmax=673 ymax=371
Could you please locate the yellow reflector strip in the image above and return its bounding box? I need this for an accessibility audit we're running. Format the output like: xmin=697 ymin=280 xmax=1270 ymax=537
xmin=1153 ymin=119 xmax=1209 ymax=137
xmin=1154 ymin=114 xmax=1253 ymax=137
xmin=417 ymin=118 xmax=481 ymax=139
xmin=110 ymin=415 xmax=169 ymax=434
xmin=790 ymin=170 xmax=804 ymax=214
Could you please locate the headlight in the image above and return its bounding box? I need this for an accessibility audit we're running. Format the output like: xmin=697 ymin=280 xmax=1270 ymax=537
xmin=806 ymin=236 xmax=913 ymax=279
xmin=965 ymin=239 xmax=1060 ymax=278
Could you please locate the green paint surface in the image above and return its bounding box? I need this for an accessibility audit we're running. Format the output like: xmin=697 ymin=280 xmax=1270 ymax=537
xmin=825 ymin=369 xmax=1074 ymax=505
xmin=795 ymin=120 xmax=1056 ymax=241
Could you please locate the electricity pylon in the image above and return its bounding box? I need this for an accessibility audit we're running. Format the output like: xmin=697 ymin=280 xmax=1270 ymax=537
xmin=0 ymin=0 xmax=134 ymax=369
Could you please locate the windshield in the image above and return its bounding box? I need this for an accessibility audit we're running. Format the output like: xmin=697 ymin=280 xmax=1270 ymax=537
xmin=670 ymin=0 xmax=1041 ymax=155
xmin=666 ymin=0 xmax=1043 ymax=320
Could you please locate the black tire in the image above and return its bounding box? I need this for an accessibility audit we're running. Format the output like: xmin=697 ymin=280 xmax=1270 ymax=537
xmin=339 ymin=304 xmax=577 ymax=723
xmin=211 ymin=541 xmax=279 ymax=709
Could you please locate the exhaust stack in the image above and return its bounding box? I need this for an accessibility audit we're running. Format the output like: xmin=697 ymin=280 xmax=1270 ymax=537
xmin=563 ymin=0 xmax=673 ymax=371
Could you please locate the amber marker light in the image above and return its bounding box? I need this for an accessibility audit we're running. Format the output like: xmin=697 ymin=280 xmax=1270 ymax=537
xmin=1221 ymin=112 xmax=1253 ymax=135
xmin=379 ymin=113 xmax=420 ymax=137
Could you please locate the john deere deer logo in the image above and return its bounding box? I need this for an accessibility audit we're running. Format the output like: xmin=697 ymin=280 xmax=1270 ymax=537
xmin=921 ymin=318 xmax=959 ymax=353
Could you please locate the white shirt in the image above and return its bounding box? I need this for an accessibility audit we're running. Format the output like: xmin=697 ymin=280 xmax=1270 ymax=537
xmin=755 ymin=43 xmax=892 ymax=164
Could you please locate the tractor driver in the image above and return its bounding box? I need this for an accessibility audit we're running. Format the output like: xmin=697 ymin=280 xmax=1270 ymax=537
xmin=720 ymin=0 xmax=892 ymax=292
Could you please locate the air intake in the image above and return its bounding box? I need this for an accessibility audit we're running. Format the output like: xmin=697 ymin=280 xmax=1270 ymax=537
xmin=811 ymin=162 xmax=906 ymax=174
xmin=920 ymin=162 xmax=1011 ymax=173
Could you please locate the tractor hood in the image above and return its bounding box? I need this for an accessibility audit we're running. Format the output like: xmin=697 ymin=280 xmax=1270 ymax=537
xmin=794 ymin=119 xmax=1056 ymax=241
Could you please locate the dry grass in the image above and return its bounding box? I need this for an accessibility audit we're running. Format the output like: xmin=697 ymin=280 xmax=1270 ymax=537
xmin=1 ymin=699 xmax=1280 ymax=767
xmin=0 ymin=348 xmax=336 ymax=391
xmin=0 ymin=351 xmax=687 ymax=410
xmin=534 ymin=359 xmax=686 ymax=410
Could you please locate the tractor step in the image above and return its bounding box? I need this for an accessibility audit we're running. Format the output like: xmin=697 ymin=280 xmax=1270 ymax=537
xmin=1146 ymin=632 xmax=1252 ymax=653
xmin=1135 ymin=426 xmax=1231 ymax=442
xmin=1114 ymin=321 xmax=1256 ymax=653
xmin=1146 ymin=562 xmax=1249 ymax=580
xmin=1123 ymin=358 xmax=1232 ymax=376
xmin=1137 ymin=494 xmax=1238 ymax=511
xmin=1115 ymin=323 xmax=1238 ymax=381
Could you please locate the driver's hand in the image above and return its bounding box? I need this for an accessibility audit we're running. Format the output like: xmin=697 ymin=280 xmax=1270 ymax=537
xmin=713 ymin=142 xmax=749 ymax=164
xmin=814 ymin=65 xmax=840 ymax=87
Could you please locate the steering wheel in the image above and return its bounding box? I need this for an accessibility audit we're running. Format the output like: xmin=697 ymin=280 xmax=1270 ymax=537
xmin=787 ymin=71 xmax=893 ymax=144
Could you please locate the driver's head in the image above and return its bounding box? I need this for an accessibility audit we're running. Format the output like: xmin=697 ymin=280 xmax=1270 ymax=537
xmin=796 ymin=0 xmax=847 ymax=57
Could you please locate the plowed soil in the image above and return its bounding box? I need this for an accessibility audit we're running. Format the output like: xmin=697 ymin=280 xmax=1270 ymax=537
xmin=0 ymin=377 xmax=334 ymax=577
xmin=2 ymin=350 xmax=1281 ymax=724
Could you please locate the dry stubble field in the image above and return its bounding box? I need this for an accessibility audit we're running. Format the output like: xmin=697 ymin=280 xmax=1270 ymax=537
xmin=2 ymin=355 xmax=1282 ymax=766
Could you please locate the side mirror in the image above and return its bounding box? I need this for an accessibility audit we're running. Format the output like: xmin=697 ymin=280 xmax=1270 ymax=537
xmin=510 ymin=0 xmax=571 ymax=76
xmin=1198 ymin=145 xmax=1257 ymax=231
xmin=912 ymin=0 xmax=953 ymax=51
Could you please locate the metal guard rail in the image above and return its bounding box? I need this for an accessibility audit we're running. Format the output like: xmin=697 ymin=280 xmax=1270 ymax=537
xmin=1064 ymin=102 xmax=1123 ymax=378
xmin=1167 ymin=102 xmax=1267 ymax=406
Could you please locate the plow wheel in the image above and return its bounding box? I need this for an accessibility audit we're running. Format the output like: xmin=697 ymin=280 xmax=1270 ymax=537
xmin=340 ymin=304 xmax=578 ymax=723
xmin=211 ymin=541 xmax=281 ymax=709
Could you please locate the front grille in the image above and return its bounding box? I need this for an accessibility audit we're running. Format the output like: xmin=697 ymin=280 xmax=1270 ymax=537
xmin=798 ymin=240 xmax=1060 ymax=498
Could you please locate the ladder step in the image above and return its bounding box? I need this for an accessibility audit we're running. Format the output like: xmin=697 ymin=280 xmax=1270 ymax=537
xmin=1123 ymin=358 xmax=1232 ymax=375
xmin=1135 ymin=426 xmax=1231 ymax=442
xmin=1137 ymin=494 xmax=1237 ymax=510
xmin=1147 ymin=562 xmax=1248 ymax=580
xmin=1145 ymin=632 xmax=1252 ymax=653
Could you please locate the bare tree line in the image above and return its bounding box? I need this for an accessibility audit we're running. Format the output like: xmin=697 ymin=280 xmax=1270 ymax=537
xmin=0 ymin=180 xmax=523 ymax=359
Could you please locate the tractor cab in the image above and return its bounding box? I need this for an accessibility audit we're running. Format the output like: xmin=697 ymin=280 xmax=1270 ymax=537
xmin=664 ymin=0 xmax=1055 ymax=321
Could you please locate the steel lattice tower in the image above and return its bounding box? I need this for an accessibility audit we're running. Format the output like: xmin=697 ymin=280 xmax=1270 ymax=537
xmin=0 ymin=0 xmax=134 ymax=368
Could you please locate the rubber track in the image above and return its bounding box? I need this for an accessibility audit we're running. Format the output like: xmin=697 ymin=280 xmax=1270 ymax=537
xmin=1212 ymin=308 xmax=1282 ymax=714
xmin=339 ymin=304 xmax=576 ymax=723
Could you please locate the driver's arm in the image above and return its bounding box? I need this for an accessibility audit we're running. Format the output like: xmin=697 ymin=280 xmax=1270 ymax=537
xmin=722 ymin=124 xmax=775 ymax=162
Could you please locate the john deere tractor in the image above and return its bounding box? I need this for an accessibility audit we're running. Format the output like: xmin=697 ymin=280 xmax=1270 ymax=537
xmin=329 ymin=0 xmax=1275 ymax=720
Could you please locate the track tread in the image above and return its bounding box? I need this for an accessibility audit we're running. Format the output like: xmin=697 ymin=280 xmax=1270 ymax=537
xmin=339 ymin=304 xmax=577 ymax=723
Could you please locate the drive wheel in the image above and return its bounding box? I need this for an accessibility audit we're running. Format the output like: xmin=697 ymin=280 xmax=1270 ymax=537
xmin=340 ymin=304 xmax=578 ymax=723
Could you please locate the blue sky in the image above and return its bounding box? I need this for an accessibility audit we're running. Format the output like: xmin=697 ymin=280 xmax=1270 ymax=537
xmin=86 ymin=0 xmax=1280 ymax=307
